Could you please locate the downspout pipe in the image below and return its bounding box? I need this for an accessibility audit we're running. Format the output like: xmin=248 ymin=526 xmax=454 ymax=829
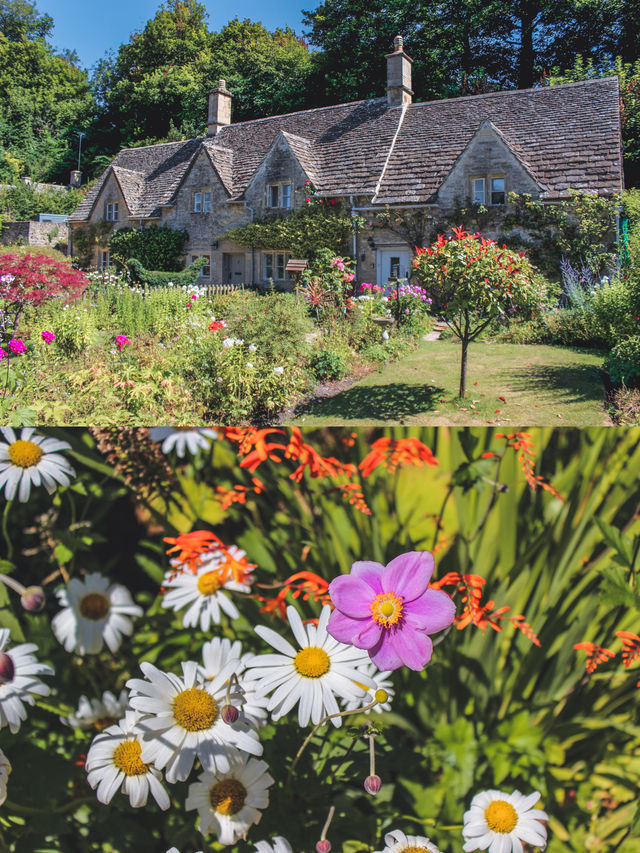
xmin=242 ymin=200 xmax=255 ymax=286
xmin=350 ymin=194 xmax=358 ymax=285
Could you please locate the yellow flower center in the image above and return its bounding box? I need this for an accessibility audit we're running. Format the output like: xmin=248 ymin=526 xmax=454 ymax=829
xmin=209 ymin=778 xmax=247 ymax=815
xmin=374 ymin=688 xmax=389 ymax=703
xmin=8 ymin=439 xmax=43 ymax=468
xmin=197 ymin=570 xmax=223 ymax=596
xmin=172 ymin=687 xmax=218 ymax=731
xmin=403 ymin=848 xmax=431 ymax=853
xmin=78 ymin=593 xmax=110 ymax=620
xmin=485 ymin=800 xmax=518 ymax=833
xmin=294 ymin=646 xmax=330 ymax=678
xmin=370 ymin=592 xmax=404 ymax=627
xmin=112 ymin=739 xmax=148 ymax=776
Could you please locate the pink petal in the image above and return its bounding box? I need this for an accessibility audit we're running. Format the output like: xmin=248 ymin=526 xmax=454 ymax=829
xmin=354 ymin=618 xmax=383 ymax=650
xmin=328 ymin=576 xmax=373 ymax=618
xmin=404 ymin=589 xmax=456 ymax=634
xmin=382 ymin=551 xmax=433 ymax=601
xmin=391 ymin=627 xmax=433 ymax=670
xmin=326 ymin=609 xmax=365 ymax=645
xmin=350 ymin=561 xmax=384 ymax=594
xmin=368 ymin=632 xmax=403 ymax=670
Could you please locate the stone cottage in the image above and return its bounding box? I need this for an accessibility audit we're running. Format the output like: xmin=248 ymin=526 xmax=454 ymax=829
xmin=69 ymin=36 xmax=623 ymax=286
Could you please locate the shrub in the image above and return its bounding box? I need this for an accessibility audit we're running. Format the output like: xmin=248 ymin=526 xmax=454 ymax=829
xmin=125 ymin=256 xmax=207 ymax=288
xmin=109 ymin=225 xmax=188 ymax=272
xmin=605 ymin=335 xmax=640 ymax=385
xmin=309 ymin=349 xmax=348 ymax=381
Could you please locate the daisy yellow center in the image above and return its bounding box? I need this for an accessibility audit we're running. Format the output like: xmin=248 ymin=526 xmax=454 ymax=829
xmin=78 ymin=593 xmax=110 ymax=620
xmin=485 ymin=800 xmax=518 ymax=834
xmin=403 ymin=848 xmax=430 ymax=853
xmin=173 ymin=687 xmax=218 ymax=731
xmin=197 ymin=570 xmax=222 ymax=596
xmin=294 ymin=646 xmax=330 ymax=678
xmin=209 ymin=778 xmax=247 ymax=815
xmin=8 ymin=439 xmax=43 ymax=468
xmin=112 ymin=740 xmax=148 ymax=776
xmin=370 ymin=592 xmax=404 ymax=627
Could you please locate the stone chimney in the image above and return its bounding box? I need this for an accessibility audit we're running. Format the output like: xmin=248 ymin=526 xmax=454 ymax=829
xmin=386 ymin=35 xmax=413 ymax=106
xmin=207 ymin=80 xmax=232 ymax=135
xmin=69 ymin=170 xmax=82 ymax=188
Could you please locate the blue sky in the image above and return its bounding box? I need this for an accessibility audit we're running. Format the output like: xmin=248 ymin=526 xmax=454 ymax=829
xmin=39 ymin=0 xmax=308 ymax=70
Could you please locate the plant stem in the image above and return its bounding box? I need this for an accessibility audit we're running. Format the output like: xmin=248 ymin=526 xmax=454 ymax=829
xmin=1 ymin=500 xmax=13 ymax=562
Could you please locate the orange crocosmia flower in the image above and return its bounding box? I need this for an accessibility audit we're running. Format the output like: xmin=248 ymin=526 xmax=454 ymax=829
xmin=284 ymin=427 xmax=352 ymax=482
xmin=359 ymin=437 xmax=438 ymax=477
xmin=617 ymin=631 xmax=640 ymax=667
xmin=164 ymin=530 xmax=224 ymax=572
xmin=510 ymin=614 xmax=541 ymax=647
xmin=217 ymin=550 xmax=256 ymax=585
xmin=574 ymin=642 xmax=616 ymax=673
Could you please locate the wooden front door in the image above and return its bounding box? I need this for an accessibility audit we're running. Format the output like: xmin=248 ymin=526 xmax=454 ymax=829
xmin=222 ymin=253 xmax=245 ymax=284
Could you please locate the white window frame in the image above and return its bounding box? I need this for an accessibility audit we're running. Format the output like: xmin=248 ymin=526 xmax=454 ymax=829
xmin=281 ymin=184 xmax=291 ymax=209
xmin=263 ymin=252 xmax=289 ymax=281
xmin=193 ymin=192 xmax=202 ymax=212
xmin=268 ymin=185 xmax=279 ymax=208
xmin=190 ymin=253 xmax=211 ymax=277
xmin=104 ymin=202 xmax=118 ymax=221
xmin=490 ymin=176 xmax=506 ymax=205
xmin=202 ymin=191 xmax=212 ymax=213
xmin=472 ymin=178 xmax=485 ymax=205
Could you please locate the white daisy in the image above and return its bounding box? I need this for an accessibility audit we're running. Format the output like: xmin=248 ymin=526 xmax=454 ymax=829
xmin=0 ymin=427 xmax=75 ymax=502
xmin=254 ymin=838 xmax=293 ymax=853
xmin=186 ymin=753 xmax=274 ymax=844
xmin=0 ymin=748 xmax=11 ymax=805
xmin=85 ymin=710 xmax=170 ymax=810
xmin=374 ymin=829 xmax=440 ymax=853
xmin=162 ymin=547 xmax=253 ymax=632
xmin=166 ymin=849 xmax=203 ymax=853
xmin=149 ymin=427 xmax=217 ymax=457
xmin=463 ymin=789 xmax=549 ymax=853
xmin=243 ymin=605 xmax=375 ymax=728
xmin=126 ymin=660 xmax=262 ymax=784
xmin=62 ymin=689 xmax=129 ymax=730
xmin=52 ymin=572 xmax=143 ymax=655
xmin=342 ymin=662 xmax=394 ymax=714
xmin=199 ymin=638 xmax=269 ymax=729
xmin=0 ymin=628 xmax=53 ymax=733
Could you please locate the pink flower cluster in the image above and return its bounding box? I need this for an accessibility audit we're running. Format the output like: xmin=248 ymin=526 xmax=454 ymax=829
xmin=41 ymin=330 xmax=56 ymax=344
xmin=331 ymin=258 xmax=346 ymax=272
xmin=8 ymin=339 xmax=26 ymax=354
xmin=186 ymin=293 xmax=198 ymax=309
xmin=115 ymin=335 xmax=132 ymax=352
xmin=360 ymin=283 xmax=386 ymax=294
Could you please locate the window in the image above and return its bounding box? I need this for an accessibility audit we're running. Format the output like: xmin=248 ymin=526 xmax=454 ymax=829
xmin=193 ymin=191 xmax=212 ymax=213
xmin=491 ymin=177 xmax=506 ymax=205
xmin=263 ymin=252 xmax=289 ymax=280
xmin=104 ymin=202 xmax=118 ymax=221
xmin=472 ymin=178 xmax=485 ymax=205
xmin=100 ymin=250 xmax=110 ymax=270
xmin=190 ymin=254 xmax=210 ymax=277
xmin=267 ymin=184 xmax=292 ymax=208
xmin=203 ymin=191 xmax=211 ymax=213
xmin=193 ymin=192 xmax=202 ymax=212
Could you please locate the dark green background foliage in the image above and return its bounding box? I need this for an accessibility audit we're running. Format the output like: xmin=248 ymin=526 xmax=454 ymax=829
xmin=125 ymin=255 xmax=206 ymax=287
xmin=109 ymin=225 xmax=188 ymax=272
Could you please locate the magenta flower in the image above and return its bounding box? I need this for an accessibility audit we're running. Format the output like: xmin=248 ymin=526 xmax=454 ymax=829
xmin=7 ymin=339 xmax=26 ymax=354
xmin=327 ymin=551 xmax=456 ymax=671
xmin=115 ymin=335 xmax=131 ymax=352
xmin=0 ymin=349 xmax=6 ymax=361
xmin=41 ymin=330 xmax=55 ymax=344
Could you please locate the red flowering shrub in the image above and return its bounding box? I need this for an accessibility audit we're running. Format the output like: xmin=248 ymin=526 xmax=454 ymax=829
xmin=0 ymin=254 xmax=88 ymax=308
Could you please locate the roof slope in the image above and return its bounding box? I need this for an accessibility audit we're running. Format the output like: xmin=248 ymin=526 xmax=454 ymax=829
xmin=70 ymin=78 xmax=622 ymax=222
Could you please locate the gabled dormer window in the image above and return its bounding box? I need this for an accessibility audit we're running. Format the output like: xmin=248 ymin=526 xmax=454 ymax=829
xmin=193 ymin=191 xmax=211 ymax=213
xmin=105 ymin=202 xmax=118 ymax=221
xmin=267 ymin=183 xmax=292 ymax=209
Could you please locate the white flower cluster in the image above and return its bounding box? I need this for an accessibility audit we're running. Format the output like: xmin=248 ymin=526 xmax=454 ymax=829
xmin=149 ymin=427 xmax=217 ymax=459
xmin=223 ymin=337 xmax=244 ymax=348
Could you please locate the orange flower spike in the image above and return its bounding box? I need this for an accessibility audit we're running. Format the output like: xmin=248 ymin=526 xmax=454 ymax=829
xmin=617 ymin=631 xmax=640 ymax=667
xmin=164 ymin=530 xmax=224 ymax=572
xmin=574 ymin=642 xmax=616 ymax=673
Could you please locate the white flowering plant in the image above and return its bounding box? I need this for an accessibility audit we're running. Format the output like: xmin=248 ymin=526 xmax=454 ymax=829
xmin=0 ymin=427 xmax=638 ymax=852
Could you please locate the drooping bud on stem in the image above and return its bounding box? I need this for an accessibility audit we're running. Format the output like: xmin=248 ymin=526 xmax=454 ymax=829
xmin=364 ymin=774 xmax=382 ymax=795
xmin=315 ymin=804 xmax=335 ymax=853
xmin=20 ymin=585 xmax=45 ymax=612
xmin=0 ymin=652 xmax=14 ymax=684
xmin=316 ymin=841 xmax=331 ymax=853
xmin=221 ymin=704 xmax=239 ymax=724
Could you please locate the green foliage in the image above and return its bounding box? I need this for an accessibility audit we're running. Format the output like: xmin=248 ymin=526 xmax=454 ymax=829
xmin=225 ymin=204 xmax=354 ymax=260
xmin=125 ymin=256 xmax=206 ymax=288
xmin=605 ymin=335 xmax=640 ymax=385
xmin=503 ymin=191 xmax=618 ymax=276
xmin=0 ymin=0 xmax=53 ymax=41
xmin=0 ymin=182 xmax=84 ymax=219
xmin=71 ymin=220 xmax=114 ymax=269
xmin=310 ymin=348 xmax=349 ymax=380
xmin=109 ymin=225 xmax=188 ymax=272
xmin=0 ymin=242 xmax=67 ymax=261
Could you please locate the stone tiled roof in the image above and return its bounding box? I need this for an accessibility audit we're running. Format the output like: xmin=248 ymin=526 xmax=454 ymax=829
xmin=70 ymin=78 xmax=622 ymax=222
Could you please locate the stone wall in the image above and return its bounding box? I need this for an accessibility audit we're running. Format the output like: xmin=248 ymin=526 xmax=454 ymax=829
xmin=1 ymin=220 xmax=69 ymax=252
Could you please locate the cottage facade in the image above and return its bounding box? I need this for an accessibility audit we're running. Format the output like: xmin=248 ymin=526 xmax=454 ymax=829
xmin=69 ymin=37 xmax=623 ymax=287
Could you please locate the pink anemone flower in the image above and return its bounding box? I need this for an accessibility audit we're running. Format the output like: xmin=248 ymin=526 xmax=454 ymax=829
xmin=327 ymin=551 xmax=456 ymax=671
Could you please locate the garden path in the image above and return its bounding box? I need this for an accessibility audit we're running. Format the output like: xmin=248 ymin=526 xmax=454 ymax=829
xmin=289 ymin=340 xmax=611 ymax=427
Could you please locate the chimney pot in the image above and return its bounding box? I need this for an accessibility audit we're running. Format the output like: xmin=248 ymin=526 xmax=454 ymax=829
xmin=69 ymin=170 xmax=82 ymax=188
xmin=385 ymin=34 xmax=413 ymax=107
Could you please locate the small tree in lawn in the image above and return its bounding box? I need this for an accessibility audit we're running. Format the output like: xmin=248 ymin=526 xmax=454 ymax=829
xmin=412 ymin=226 xmax=547 ymax=397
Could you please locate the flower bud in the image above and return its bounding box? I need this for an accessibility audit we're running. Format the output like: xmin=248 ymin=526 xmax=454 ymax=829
xmin=364 ymin=774 xmax=382 ymax=795
xmin=20 ymin=586 xmax=45 ymax=612
xmin=0 ymin=653 xmax=14 ymax=684
xmin=221 ymin=704 xmax=239 ymax=724
xmin=316 ymin=841 xmax=331 ymax=853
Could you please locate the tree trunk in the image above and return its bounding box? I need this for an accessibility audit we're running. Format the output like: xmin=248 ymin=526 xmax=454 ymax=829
xmin=517 ymin=0 xmax=536 ymax=89
xmin=459 ymin=336 xmax=468 ymax=398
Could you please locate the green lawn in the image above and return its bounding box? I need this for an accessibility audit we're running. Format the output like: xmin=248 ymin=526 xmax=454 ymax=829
xmin=290 ymin=340 xmax=611 ymax=426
